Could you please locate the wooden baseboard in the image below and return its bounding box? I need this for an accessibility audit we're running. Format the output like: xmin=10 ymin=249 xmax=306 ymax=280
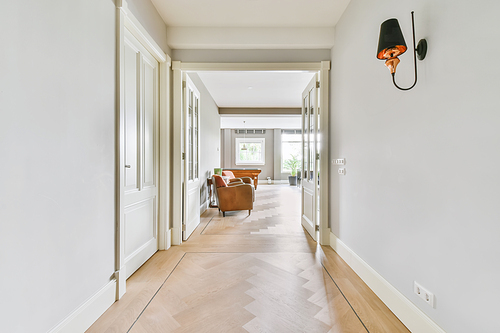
xmin=329 ymin=232 xmax=445 ymax=333
xmin=48 ymin=280 xmax=116 ymax=333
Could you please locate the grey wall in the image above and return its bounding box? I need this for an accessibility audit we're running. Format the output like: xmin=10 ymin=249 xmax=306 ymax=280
xmin=330 ymin=1 xmax=500 ymax=332
xmin=187 ymin=73 xmax=221 ymax=209
xmin=0 ymin=1 xmax=116 ymax=332
xmin=221 ymin=129 xmax=274 ymax=180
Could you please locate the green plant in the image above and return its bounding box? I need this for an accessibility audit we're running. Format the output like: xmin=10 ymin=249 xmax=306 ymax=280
xmin=283 ymin=153 xmax=301 ymax=176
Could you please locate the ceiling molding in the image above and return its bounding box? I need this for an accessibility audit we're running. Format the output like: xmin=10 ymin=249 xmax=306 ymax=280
xmin=167 ymin=27 xmax=335 ymax=50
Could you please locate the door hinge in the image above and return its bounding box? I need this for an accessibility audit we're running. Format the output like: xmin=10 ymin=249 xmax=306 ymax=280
xmin=182 ymin=224 xmax=186 ymax=231
xmin=316 ymin=81 xmax=320 ymax=88
xmin=182 ymin=152 xmax=185 ymax=160
xmin=316 ymin=153 xmax=320 ymax=160
xmin=315 ymin=225 xmax=320 ymax=231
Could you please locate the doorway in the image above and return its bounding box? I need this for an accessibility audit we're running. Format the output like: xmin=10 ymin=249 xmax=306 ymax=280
xmin=171 ymin=62 xmax=330 ymax=246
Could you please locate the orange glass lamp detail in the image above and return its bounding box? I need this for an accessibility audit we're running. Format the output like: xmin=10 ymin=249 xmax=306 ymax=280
xmin=376 ymin=12 xmax=427 ymax=90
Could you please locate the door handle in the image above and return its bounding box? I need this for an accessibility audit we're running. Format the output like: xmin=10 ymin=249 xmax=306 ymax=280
xmin=125 ymin=165 xmax=131 ymax=168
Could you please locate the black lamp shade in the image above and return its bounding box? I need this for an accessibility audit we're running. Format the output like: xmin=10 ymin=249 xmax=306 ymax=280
xmin=377 ymin=18 xmax=407 ymax=59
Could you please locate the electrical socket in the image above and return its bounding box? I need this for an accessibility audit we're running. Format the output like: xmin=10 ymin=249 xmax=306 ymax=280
xmin=414 ymin=281 xmax=435 ymax=308
xmin=338 ymin=168 xmax=346 ymax=175
xmin=333 ymin=158 xmax=345 ymax=165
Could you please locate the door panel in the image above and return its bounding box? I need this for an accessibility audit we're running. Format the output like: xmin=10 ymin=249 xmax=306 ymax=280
xmin=183 ymin=76 xmax=201 ymax=241
xmin=124 ymin=41 xmax=139 ymax=192
xmin=301 ymin=75 xmax=319 ymax=241
xmin=143 ymin=58 xmax=156 ymax=188
xmin=123 ymin=28 xmax=159 ymax=278
xmin=124 ymin=199 xmax=155 ymax=257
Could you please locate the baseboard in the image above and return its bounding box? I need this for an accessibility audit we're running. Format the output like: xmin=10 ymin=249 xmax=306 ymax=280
xmin=329 ymin=232 xmax=445 ymax=333
xmin=165 ymin=228 xmax=172 ymax=250
xmin=48 ymin=280 xmax=116 ymax=333
xmin=171 ymin=227 xmax=181 ymax=245
xmin=200 ymin=200 xmax=208 ymax=215
xmin=258 ymin=179 xmax=288 ymax=184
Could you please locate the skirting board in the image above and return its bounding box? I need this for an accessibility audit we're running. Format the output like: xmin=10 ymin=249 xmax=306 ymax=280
xmin=48 ymin=280 xmax=116 ymax=333
xmin=329 ymin=232 xmax=445 ymax=333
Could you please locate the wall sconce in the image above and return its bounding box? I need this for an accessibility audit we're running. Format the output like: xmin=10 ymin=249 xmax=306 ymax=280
xmin=377 ymin=11 xmax=427 ymax=91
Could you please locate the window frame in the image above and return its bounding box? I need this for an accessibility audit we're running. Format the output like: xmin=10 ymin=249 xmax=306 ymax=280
xmin=235 ymin=137 xmax=265 ymax=165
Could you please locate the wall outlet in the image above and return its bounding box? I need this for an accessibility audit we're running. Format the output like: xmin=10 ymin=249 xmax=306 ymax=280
xmin=338 ymin=168 xmax=346 ymax=175
xmin=414 ymin=281 xmax=435 ymax=308
xmin=333 ymin=158 xmax=345 ymax=165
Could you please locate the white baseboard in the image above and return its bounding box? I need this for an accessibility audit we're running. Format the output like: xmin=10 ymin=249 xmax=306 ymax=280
xmin=165 ymin=228 xmax=172 ymax=250
xmin=200 ymin=200 xmax=208 ymax=215
xmin=171 ymin=227 xmax=181 ymax=245
xmin=48 ymin=280 xmax=116 ymax=333
xmin=329 ymin=232 xmax=445 ymax=333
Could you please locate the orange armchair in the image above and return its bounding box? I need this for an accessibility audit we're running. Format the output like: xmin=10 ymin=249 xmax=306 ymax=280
xmin=212 ymin=175 xmax=254 ymax=217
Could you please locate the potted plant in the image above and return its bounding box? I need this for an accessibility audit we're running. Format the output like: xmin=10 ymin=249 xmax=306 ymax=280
xmin=283 ymin=154 xmax=301 ymax=186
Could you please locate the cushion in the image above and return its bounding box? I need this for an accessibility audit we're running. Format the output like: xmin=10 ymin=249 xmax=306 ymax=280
xmin=213 ymin=175 xmax=227 ymax=188
xmin=222 ymin=170 xmax=235 ymax=178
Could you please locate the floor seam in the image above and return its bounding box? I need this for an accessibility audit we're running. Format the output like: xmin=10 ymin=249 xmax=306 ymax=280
xmin=321 ymin=261 xmax=371 ymax=333
xmin=126 ymin=253 xmax=187 ymax=333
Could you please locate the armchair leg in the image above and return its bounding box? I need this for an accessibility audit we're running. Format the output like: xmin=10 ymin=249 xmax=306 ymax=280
xmin=248 ymin=210 xmax=251 ymax=215
xmin=223 ymin=212 xmax=226 ymax=217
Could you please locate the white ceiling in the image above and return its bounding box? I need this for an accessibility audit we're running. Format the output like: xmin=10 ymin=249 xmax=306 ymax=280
xmin=196 ymin=71 xmax=316 ymax=108
xmin=151 ymin=0 xmax=351 ymax=28
xmin=151 ymin=0 xmax=351 ymax=49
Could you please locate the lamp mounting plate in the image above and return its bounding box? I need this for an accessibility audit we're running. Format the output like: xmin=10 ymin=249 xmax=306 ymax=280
xmin=416 ymin=39 xmax=427 ymax=60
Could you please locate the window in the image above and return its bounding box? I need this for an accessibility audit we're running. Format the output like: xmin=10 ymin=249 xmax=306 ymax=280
xmin=235 ymin=138 xmax=265 ymax=165
xmin=281 ymin=130 xmax=302 ymax=173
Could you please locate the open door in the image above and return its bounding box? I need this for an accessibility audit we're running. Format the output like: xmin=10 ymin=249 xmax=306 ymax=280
xmin=122 ymin=28 xmax=159 ymax=278
xmin=182 ymin=75 xmax=201 ymax=240
xmin=301 ymin=75 xmax=319 ymax=241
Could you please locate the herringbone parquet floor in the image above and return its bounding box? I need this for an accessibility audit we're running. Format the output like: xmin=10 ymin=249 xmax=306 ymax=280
xmin=87 ymin=185 xmax=409 ymax=333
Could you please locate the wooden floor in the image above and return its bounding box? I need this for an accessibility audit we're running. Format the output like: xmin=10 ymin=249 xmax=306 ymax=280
xmin=87 ymin=185 xmax=409 ymax=333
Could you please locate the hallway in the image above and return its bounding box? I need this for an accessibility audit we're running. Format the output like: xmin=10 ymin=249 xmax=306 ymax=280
xmin=87 ymin=185 xmax=409 ymax=333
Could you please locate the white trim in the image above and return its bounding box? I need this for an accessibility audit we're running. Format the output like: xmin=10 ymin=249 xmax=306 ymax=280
xmin=48 ymin=280 xmax=116 ymax=333
xmin=158 ymin=55 xmax=172 ymax=251
xmin=172 ymin=62 xmax=183 ymax=245
xmin=165 ymin=228 xmax=172 ymax=250
xmin=329 ymin=232 xmax=446 ymax=333
xmin=200 ymin=201 xmax=208 ymax=216
xmin=120 ymin=1 xmax=166 ymax=63
xmin=180 ymin=62 xmax=322 ymax=72
xmin=171 ymin=226 xmax=182 ymax=246
xmin=319 ymin=61 xmax=330 ymax=245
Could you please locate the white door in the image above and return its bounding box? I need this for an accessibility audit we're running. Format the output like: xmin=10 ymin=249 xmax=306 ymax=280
xmin=183 ymin=75 xmax=201 ymax=240
xmin=123 ymin=28 xmax=159 ymax=278
xmin=301 ymin=75 xmax=319 ymax=241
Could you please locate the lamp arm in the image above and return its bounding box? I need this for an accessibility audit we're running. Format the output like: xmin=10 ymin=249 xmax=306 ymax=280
xmin=392 ymin=11 xmax=418 ymax=91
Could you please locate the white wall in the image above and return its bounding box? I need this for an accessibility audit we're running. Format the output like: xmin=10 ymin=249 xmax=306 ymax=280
xmin=0 ymin=1 xmax=116 ymax=332
xmin=330 ymin=1 xmax=500 ymax=332
xmin=187 ymin=73 xmax=221 ymax=210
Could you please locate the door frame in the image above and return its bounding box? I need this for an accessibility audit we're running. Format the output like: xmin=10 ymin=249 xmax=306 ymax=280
xmin=171 ymin=61 xmax=330 ymax=245
xmin=115 ymin=0 xmax=170 ymax=300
